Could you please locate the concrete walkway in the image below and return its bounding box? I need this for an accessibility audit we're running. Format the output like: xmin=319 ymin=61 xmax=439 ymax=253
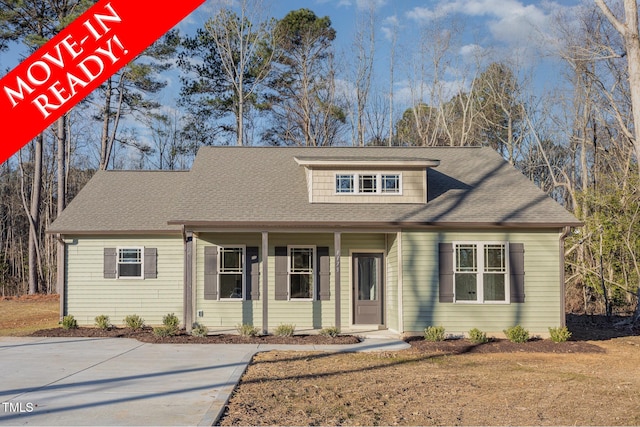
xmin=0 ymin=336 xmax=409 ymax=426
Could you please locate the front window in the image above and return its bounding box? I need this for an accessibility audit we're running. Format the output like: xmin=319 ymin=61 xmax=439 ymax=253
xmin=118 ymin=248 xmax=142 ymax=278
xmin=454 ymin=243 xmax=507 ymax=303
xmin=219 ymin=247 xmax=244 ymax=299
xmin=289 ymin=247 xmax=314 ymax=299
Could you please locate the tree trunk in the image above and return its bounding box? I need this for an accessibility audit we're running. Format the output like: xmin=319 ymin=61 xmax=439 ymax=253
xmin=28 ymin=135 xmax=43 ymax=295
xmin=99 ymin=78 xmax=112 ymax=170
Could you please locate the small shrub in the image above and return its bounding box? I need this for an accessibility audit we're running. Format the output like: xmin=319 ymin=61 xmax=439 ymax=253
xmin=504 ymin=325 xmax=529 ymax=343
xmin=319 ymin=326 xmax=340 ymax=337
xmin=61 ymin=315 xmax=78 ymax=330
xmin=468 ymin=328 xmax=488 ymax=344
xmin=94 ymin=315 xmax=111 ymax=330
xmin=124 ymin=314 xmax=145 ymax=330
xmin=274 ymin=323 xmax=296 ymax=337
xmin=236 ymin=323 xmax=259 ymax=337
xmin=162 ymin=313 xmax=180 ymax=329
xmin=153 ymin=325 xmax=177 ymax=338
xmin=191 ymin=323 xmax=209 ymax=338
xmin=424 ymin=325 xmax=446 ymax=342
xmin=549 ymin=326 xmax=571 ymax=343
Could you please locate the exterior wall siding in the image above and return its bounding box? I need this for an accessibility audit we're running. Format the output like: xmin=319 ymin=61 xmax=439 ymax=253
xmin=401 ymin=229 xmax=562 ymax=335
xmin=65 ymin=235 xmax=184 ymax=326
xmin=196 ymin=233 xmax=263 ymax=330
xmin=386 ymin=233 xmax=399 ymax=331
xmin=267 ymin=234 xmax=335 ymax=330
xmin=196 ymin=232 xmax=390 ymax=331
xmin=310 ymin=169 xmax=425 ymax=203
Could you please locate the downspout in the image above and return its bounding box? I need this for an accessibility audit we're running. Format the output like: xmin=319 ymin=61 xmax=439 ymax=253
xmin=559 ymin=226 xmax=572 ymax=328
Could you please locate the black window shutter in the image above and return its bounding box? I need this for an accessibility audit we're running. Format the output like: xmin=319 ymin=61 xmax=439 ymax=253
xmin=246 ymin=246 xmax=260 ymax=300
xmin=509 ymin=243 xmax=525 ymax=303
xmin=317 ymin=246 xmax=330 ymax=300
xmin=439 ymin=243 xmax=454 ymax=303
xmin=204 ymin=246 xmax=218 ymax=300
xmin=274 ymin=246 xmax=288 ymax=300
xmin=104 ymin=248 xmax=117 ymax=279
xmin=144 ymin=247 xmax=157 ymax=279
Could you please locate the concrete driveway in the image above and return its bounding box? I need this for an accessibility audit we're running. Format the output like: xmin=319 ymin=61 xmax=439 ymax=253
xmin=0 ymin=336 xmax=408 ymax=426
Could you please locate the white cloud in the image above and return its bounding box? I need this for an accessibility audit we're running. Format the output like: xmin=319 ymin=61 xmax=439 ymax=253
xmin=459 ymin=44 xmax=485 ymax=61
xmin=404 ymin=0 xmax=569 ymax=51
xmin=381 ymin=15 xmax=399 ymax=41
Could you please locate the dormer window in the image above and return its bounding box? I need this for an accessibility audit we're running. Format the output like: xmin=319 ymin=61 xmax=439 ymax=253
xmin=336 ymin=175 xmax=355 ymax=193
xmin=295 ymin=155 xmax=438 ymax=204
xmin=335 ymin=173 xmax=401 ymax=195
xmin=381 ymin=174 xmax=400 ymax=193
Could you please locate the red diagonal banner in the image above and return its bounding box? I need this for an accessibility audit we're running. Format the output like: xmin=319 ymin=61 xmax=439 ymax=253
xmin=0 ymin=0 xmax=205 ymax=165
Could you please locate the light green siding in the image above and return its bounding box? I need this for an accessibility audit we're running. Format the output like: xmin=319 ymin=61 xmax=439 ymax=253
xmin=401 ymin=229 xmax=563 ymax=335
xmin=195 ymin=232 xmax=390 ymax=331
xmin=386 ymin=233 xmax=399 ymax=331
xmin=65 ymin=235 xmax=184 ymax=326
xmin=196 ymin=233 xmax=263 ymax=329
xmin=267 ymin=234 xmax=334 ymax=329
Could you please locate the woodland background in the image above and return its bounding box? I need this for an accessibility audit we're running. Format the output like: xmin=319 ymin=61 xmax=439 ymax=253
xmin=0 ymin=0 xmax=638 ymax=321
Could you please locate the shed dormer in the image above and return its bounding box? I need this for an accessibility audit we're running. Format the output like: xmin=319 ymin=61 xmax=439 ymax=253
xmin=294 ymin=156 xmax=440 ymax=204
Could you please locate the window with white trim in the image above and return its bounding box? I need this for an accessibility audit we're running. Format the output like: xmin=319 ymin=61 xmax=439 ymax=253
xmin=118 ymin=248 xmax=143 ymax=278
xmin=289 ymin=246 xmax=315 ymax=299
xmin=454 ymin=243 xmax=508 ymax=303
xmin=381 ymin=174 xmax=400 ymax=193
xmin=334 ymin=173 xmax=401 ymax=194
xmin=219 ymin=246 xmax=244 ymax=299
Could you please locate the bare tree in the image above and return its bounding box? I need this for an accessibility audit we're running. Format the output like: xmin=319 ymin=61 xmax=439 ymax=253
xmin=594 ymin=0 xmax=640 ymax=180
xmin=348 ymin=4 xmax=376 ymax=147
xmin=205 ymin=0 xmax=275 ymax=146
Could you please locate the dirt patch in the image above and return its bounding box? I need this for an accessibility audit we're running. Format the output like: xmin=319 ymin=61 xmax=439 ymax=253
xmin=29 ymin=326 xmax=360 ymax=345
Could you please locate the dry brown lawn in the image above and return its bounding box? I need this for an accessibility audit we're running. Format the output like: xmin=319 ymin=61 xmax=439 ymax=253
xmin=220 ymin=338 xmax=640 ymax=426
xmin=0 ymin=294 xmax=59 ymax=335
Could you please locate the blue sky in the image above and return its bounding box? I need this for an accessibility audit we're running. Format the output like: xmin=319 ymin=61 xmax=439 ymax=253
xmin=0 ymin=0 xmax=587 ymax=161
xmin=181 ymin=0 xmax=584 ymax=106
xmin=1 ymin=0 xmax=585 ymax=109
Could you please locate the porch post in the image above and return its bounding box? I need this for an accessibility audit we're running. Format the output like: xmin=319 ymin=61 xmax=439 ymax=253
xmin=184 ymin=230 xmax=193 ymax=332
xmin=262 ymin=231 xmax=269 ymax=334
xmin=334 ymin=231 xmax=341 ymax=329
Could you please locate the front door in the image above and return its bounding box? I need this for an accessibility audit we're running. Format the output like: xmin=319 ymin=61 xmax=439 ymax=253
xmin=352 ymin=253 xmax=383 ymax=325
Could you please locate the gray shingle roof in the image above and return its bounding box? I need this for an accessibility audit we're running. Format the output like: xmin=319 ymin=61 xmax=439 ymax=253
xmin=48 ymin=171 xmax=190 ymax=233
xmin=48 ymin=146 xmax=580 ymax=234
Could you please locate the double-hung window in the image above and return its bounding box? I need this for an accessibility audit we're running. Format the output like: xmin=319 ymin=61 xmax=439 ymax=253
xmin=219 ymin=246 xmax=244 ymax=299
xmin=289 ymin=246 xmax=315 ymax=299
xmin=118 ymin=248 xmax=143 ymax=278
xmin=335 ymin=173 xmax=401 ymax=194
xmin=454 ymin=243 xmax=508 ymax=303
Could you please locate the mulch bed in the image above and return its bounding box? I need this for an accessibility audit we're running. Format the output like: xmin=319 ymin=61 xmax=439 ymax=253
xmin=28 ymin=313 xmax=638 ymax=353
xmin=405 ymin=336 xmax=604 ymax=354
xmin=29 ymin=326 xmax=361 ymax=345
